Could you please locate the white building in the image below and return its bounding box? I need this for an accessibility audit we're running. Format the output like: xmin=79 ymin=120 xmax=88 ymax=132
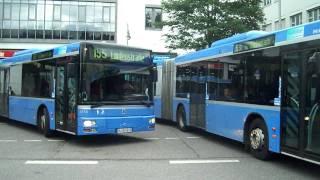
xmin=262 ymin=0 xmax=320 ymax=31
xmin=0 ymin=0 xmax=170 ymax=56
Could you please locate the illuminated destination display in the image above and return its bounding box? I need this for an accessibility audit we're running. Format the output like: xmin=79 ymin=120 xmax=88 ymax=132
xmin=32 ymin=50 xmax=54 ymax=60
xmin=89 ymin=45 xmax=151 ymax=63
xmin=234 ymin=35 xmax=275 ymax=53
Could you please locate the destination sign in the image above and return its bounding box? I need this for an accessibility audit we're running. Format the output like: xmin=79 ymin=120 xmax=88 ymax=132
xmin=88 ymin=45 xmax=151 ymax=63
xmin=234 ymin=35 xmax=275 ymax=53
xmin=32 ymin=50 xmax=54 ymax=60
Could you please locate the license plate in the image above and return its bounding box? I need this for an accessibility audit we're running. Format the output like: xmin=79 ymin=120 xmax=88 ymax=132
xmin=116 ymin=128 xmax=133 ymax=134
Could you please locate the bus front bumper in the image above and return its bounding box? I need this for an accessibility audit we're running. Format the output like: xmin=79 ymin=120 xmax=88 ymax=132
xmin=77 ymin=115 xmax=155 ymax=135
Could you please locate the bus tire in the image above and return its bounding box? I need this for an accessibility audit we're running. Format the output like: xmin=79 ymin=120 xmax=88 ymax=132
xmin=248 ymin=119 xmax=272 ymax=160
xmin=38 ymin=108 xmax=53 ymax=137
xmin=177 ymin=106 xmax=188 ymax=131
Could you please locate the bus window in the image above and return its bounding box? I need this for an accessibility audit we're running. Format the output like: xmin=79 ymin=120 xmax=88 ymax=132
xmin=245 ymin=55 xmax=280 ymax=105
xmin=176 ymin=65 xmax=190 ymax=98
xmin=81 ymin=63 xmax=151 ymax=103
xmin=208 ymin=58 xmax=245 ymax=102
xmin=9 ymin=65 xmax=22 ymax=96
xmin=22 ymin=61 xmax=54 ymax=98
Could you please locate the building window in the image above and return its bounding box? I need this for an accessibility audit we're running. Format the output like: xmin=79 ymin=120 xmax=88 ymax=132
xmin=103 ymin=7 xmax=110 ymax=22
xmin=0 ymin=1 xmax=116 ymax=42
xmin=290 ymin=13 xmax=302 ymax=27
xmin=308 ymin=7 xmax=320 ymax=22
xmin=53 ymin=5 xmax=61 ymax=21
xmin=29 ymin=4 xmax=36 ymax=20
xmin=145 ymin=7 xmax=162 ymax=30
xmin=4 ymin=4 xmax=11 ymax=20
xmin=263 ymin=0 xmax=271 ymax=6
xmin=275 ymin=18 xmax=285 ymax=30
xmin=78 ymin=6 xmax=86 ymax=22
xmin=11 ymin=4 xmax=20 ymax=20
xmin=261 ymin=23 xmax=272 ymax=31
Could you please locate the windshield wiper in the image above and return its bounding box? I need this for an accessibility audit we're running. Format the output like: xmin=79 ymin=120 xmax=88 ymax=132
xmin=90 ymin=103 xmax=105 ymax=108
xmin=140 ymin=100 xmax=152 ymax=107
xmin=89 ymin=100 xmax=153 ymax=107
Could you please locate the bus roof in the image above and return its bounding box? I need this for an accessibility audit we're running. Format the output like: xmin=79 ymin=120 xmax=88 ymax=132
xmin=13 ymin=48 xmax=43 ymax=56
xmin=0 ymin=42 xmax=152 ymax=67
xmin=175 ymin=20 xmax=320 ymax=64
xmin=0 ymin=42 xmax=81 ymax=67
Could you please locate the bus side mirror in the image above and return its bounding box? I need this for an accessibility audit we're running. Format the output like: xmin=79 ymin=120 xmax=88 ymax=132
xmin=152 ymin=66 xmax=158 ymax=82
xmin=314 ymin=52 xmax=320 ymax=71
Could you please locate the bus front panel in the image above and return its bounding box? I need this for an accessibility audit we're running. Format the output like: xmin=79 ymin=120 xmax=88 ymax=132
xmin=76 ymin=105 xmax=155 ymax=135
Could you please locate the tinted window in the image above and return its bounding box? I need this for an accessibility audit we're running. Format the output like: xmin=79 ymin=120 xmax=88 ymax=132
xmin=9 ymin=65 xmax=23 ymax=96
xmin=21 ymin=60 xmax=55 ymax=98
xmin=245 ymin=55 xmax=280 ymax=105
xmin=208 ymin=57 xmax=245 ymax=102
xmin=207 ymin=52 xmax=280 ymax=106
xmin=176 ymin=65 xmax=190 ymax=98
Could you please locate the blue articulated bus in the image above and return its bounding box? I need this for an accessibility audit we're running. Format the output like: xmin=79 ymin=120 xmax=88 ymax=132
xmin=155 ymin=20 xmax=320 ymax=164
xmin=0 ymin=42 xmax=156 ymax=136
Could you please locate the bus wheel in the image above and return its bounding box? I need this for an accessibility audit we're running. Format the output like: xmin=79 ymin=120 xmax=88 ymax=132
xmin=248 ymin=119 xmax=271 ymax=160
xmin=38 ymin=108 xmax=53 ymax=137
xmin=177 ymin=106 xmax=188 ymax=131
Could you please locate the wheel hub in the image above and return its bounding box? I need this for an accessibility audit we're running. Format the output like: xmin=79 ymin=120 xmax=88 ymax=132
xmin=250 ymin=128 xmax=264 ymax=150
xmin=178 ymin=114 xmax=184 ymax=127
xmin=40 ymin=114 xmax=46 ymax=130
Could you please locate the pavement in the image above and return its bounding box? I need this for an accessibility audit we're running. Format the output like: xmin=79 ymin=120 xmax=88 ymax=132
xmin=0 ymin=119 xmax=320 ymax=180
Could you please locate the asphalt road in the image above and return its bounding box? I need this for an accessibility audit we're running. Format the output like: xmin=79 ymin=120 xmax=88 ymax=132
xmin=0 ymin=118 xmax=320 ymax=180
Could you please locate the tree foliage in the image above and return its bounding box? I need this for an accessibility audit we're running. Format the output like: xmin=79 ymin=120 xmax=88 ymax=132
xmin=162 ymin=0 xmax=264 ymax=50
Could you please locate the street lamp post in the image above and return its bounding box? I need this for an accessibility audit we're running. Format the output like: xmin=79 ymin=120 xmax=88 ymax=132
xmin=126 ymin=24 xmax=131 ymax=46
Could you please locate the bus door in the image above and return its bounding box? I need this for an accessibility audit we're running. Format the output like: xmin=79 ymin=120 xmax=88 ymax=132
xmin=189 ymin=63 xmax=207 ymax=129
xmin=282 ymin=51 xmax=302 ymax=152
xmin=304 ymin=51 xmax=320 ymax=158
xmin=0 ymin=68 xmax=9 ymax=117
xmin=55 ymin=62 xmax=77 ymax=134
xmin=282 ymin=50 xmax=320 ymax=159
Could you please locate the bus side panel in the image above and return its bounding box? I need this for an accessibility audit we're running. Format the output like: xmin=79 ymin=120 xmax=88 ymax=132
xmin=9 ymin=96 xmax=55 ymax=129
xmin=206 ymin=101 xmax=280 ymax=153
xmin=154 ymin=96 xmax=161 ymax=118
xmin=172 ymin=98 xmax=190 ymax=123
xmin=253 ymin=108 xmax=280 ymax=153
xmin=206 ymin=101 xmax=248 ymax=141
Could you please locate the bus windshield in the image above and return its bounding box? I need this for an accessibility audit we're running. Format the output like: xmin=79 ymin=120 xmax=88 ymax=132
xmin=80 ymin=62 xmax=152 ymax=105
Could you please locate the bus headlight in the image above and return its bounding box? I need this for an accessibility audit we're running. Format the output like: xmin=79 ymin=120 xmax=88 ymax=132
xmin=83 ymin=120 xmax=96 ymax=127
xmin=149 ymin=118 xmax=155 ymax=124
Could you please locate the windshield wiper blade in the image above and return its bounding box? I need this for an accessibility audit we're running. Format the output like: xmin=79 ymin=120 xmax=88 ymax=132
xmin=90 ymin=103 xmax=105 ymax=108
xmin=140 ymin=100 xmax=152 ymax=107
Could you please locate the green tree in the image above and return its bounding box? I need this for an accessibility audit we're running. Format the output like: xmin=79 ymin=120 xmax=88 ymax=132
xmin=162 ymin=0 xmax=264 ymax=50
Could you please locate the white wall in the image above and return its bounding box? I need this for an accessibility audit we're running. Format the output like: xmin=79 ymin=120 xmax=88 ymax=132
xmin=263 ymin=0 xmax=320 ymax=31
xmin=117 ymin=0 xmax=169 ymax=53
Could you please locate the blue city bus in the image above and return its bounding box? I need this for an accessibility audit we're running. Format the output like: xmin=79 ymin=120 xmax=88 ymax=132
xmin=0 ymin=42 xmax=156 ymax=136
xmin=155 ymin=20 xmax=320 ymax=164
